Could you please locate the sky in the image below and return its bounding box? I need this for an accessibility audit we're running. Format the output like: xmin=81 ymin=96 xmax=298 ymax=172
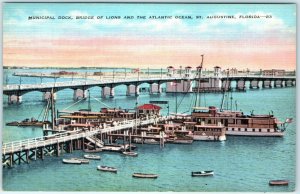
xmin=3 ymin=3 xmax=296 ymax=70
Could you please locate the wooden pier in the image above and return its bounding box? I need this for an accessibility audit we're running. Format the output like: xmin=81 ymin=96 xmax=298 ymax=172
xmin=2 ymin=116 xmax=170 ymax=167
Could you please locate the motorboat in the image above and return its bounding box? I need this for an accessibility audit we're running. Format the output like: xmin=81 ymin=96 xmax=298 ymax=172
xmin=191 ymin=170 xmax=214 ymax=176
xmin=97 ymin=165 xmax=117 ymax=173
xmin=83 ymin=154 xmax=101 ymax=160
xmin=122 ymin=151 xmax=138 ymax=157
xmin=62 ymin=158 xmax=82 ymax=164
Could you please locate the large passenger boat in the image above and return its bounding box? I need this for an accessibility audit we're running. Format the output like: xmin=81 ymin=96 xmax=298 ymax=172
xmin=191 ymin=106 xmax=291 ymax=137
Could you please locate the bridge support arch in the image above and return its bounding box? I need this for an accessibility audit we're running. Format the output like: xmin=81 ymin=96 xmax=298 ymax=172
xmin=126 ymin=85 xmax=140 ymax=96
xmin=43 ymin=91 xmax=57 ymax=101
xmin=149 ymin=83 xmax=162 ymax=94
xmin=73 ymin=89 xmax=88 ymax=100
xmin=8 ymin=94 xmax=23 ymax=104
xmin=262 ymin=80 xmax=272 ymax=88
xmin=274 ymin=80 xmax=283 ymax=88
xmin=250 ymin=80 xmax=259 ymax=89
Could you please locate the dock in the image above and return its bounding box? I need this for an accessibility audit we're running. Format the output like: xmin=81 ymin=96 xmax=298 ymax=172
xmin=2 ymin=116 xmax=170 ymax=167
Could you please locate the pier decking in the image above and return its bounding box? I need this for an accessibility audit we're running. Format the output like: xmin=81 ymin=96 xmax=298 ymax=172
xmin=2 ymin=116 xmax=170 ymax=167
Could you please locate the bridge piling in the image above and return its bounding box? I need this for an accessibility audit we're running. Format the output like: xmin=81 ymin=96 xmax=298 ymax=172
xmin=109 ymin=87 xmax=115 ymax=98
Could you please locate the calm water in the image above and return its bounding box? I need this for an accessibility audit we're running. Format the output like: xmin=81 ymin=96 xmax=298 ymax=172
xmin=2 ymin=69 xmax=296 ymax=192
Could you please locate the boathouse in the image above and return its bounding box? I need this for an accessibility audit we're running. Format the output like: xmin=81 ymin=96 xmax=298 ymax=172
xmin=137 ymin=104 xmax=161 ymax=116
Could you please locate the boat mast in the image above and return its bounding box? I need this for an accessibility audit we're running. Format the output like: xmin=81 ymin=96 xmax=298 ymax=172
xmin=88 ymin=90 xmax=91 ymax=111
xmin=50 ymin=88 xmax=56 ymax=130
xmin=194 ymin=55 xmax=204 ymax=108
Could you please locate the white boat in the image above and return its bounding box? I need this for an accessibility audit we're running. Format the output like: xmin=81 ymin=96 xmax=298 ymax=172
xmin=122 ymin=151 xmax=138 ymax=157
xmin=269 ymin=180 xmax=289 ymax=186
xmin=83 ymin=154 xmax=101 ymax=160
xmin=70 ymin=158 xmax=90 ymax=164
xmin=62 ymin=158 xmax=82 ymax=164
xmin=132 ymin=173 xmax=158 ymax=179
xmin=191 ymin=170 xmax=214 ymax=176
xmin=97 ymin=165 xmax=117 ymax=173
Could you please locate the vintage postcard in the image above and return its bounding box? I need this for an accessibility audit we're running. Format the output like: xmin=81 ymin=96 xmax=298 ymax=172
xmin=2 ymin=3 xmax=296 ymax=192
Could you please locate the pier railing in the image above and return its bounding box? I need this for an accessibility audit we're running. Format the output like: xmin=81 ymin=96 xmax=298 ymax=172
xmin=2 ymin=115 xmax=171 ymax=155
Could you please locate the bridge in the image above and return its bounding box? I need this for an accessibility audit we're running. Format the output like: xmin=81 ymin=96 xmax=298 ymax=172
xmin=2 ymin=115 xmax=170 ymax=167
xmin=3 ymin=74 xmax=296 ymax=104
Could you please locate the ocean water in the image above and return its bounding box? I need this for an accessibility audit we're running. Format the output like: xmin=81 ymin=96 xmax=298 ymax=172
xmin=2 ymin=69 xmax=296 ymax=192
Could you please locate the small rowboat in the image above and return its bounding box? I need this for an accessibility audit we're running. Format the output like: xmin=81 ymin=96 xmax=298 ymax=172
xmin=70 ymin=158 xmax=90 ymax=164
xmin=62 ymin=158 xmax=82 ymax=164
xmin=132 ymin=173 xmax=158 ymax=179
xmin=83 ymin=154 xmax=101 ymax=160
xmin=97 ymin=165 xmax=117 ymax=173
xmin=122 ymin=151 xmax=138 ymax=157
xmin=269 ymin=180 xmax=289 ymax=186
xmin=191 ymin=170 xmax=214 ymax=176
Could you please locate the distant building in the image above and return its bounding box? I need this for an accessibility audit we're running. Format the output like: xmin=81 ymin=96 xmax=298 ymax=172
xmin=263 ymin=69 xmax=285 ymax=76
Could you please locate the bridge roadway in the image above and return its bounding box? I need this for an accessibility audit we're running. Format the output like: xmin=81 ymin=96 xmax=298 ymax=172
xmin=2 ymin=115 xmax=170 ymax=155
xmin=3 ymin=74 xmax=296 ymax=95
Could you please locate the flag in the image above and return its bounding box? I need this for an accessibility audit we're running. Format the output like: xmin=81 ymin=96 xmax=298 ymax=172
xmin=285 ymin=118 xmax=293 ymax=123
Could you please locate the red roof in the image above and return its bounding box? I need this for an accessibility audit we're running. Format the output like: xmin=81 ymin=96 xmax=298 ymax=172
xmin=137 ymin=104 xmax=162 ymax=110
xmin=185 ymin=66 xmax=192 ymax=69
xmin=167 ymin=66 xmax=174 ymax=69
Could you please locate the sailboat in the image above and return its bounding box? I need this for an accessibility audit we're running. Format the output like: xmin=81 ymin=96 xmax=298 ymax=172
xmin=187 ymin=55 xmax=227 ymax=141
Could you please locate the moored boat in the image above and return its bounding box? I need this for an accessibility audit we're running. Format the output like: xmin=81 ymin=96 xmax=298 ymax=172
xmin=70 ymin=158 xmax=90 ymax=164
xmin=269 ymin=180 xmax=289 ymax=186
xmin=83 ymin=154 xmax=101 ymax=160
xmin=62 ymin=158 xmax=82 ymax=164
xmin=97 ymin=165 xmax=117 ymax=173
xmin=132 ymin=173 xmax=159 ymax=179
xmin=122 ymin=151 xmax=138 ymax=157
xmin=191 ymin=170 xmax=214 ymax=176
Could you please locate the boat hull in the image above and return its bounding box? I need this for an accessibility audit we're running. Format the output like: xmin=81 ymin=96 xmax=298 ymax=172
xmin=226 ymin=130 xmax=283 ymax=137
xmin=122 ymin=152 xmax=138 ymax=156
xmin=188 ymin=135 xmax=226 ymax=141
xmin=62 ymin=159 xmax=82 ymax=164
xmin=83 ymin=155 xmax=101 ymax=160
xmin=132 ymin=173 xmax=158 ymax=179
xmin=191 ymin=171 xmax=214 ymax=176
xmin=97 ymin=166 xmax=117 ymax=173
xmin=269 ymin=180 xmax=289 ymax=186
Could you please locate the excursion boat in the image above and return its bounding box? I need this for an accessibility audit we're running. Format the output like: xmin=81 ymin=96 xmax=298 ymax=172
xmin=97 ymin=165 xmax=117 ymax=173
xmin=122 ymin=151 xmax=138 ymax=157
xmin=83 ymin=148 xmax=102 ymax=153
xmin=191 ymin=106 xmax=292 ymax=137
xmin=62 ymin=158 xmax=82 ymax=164
xmin=269 ymin=180 xmax=289 ymax=186
xmin=6 ymin=119 xmax=50 ymax=127
xmin=191 ymin=170 xmax=214 ymax=176
xmin=189 ymin=55 xmax=291 ymax=137
xmin=83 ymin=154 xmax=101 ymax=160
xmin=132 ymin=173 xmax=159 ymax=179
